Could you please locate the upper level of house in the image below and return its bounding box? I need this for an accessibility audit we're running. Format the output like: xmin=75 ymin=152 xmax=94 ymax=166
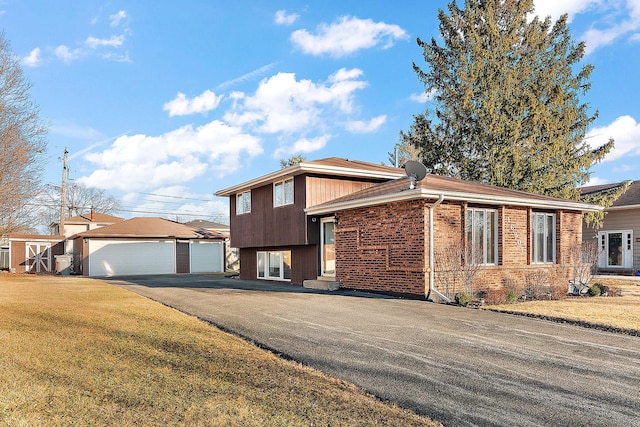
xmin=215 ymin=158 xmax=404 ymax=248
xmin=49 ymin=209 xmax=124 ymax=238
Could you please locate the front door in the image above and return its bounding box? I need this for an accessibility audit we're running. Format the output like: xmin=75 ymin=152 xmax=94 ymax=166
xmin=321 ymin=218 xmax=335 ymax=277
xmin=598 ymin=231 xmax=633 ymax=269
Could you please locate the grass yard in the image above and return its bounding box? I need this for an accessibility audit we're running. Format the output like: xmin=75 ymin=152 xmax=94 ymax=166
xmin=0 ymin=274 xmax=440 ymax=427
xmin=483 ymin=278 xmax=640 ymax=334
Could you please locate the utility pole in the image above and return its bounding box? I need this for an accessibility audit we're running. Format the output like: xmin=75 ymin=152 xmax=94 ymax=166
xmin=59 ymin=148 xmax=68 ymax=237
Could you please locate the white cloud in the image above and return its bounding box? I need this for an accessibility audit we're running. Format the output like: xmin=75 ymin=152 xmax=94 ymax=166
xmin=532 ymin=0 xmax=640 ymax=54
xmin=78 ymin=121 xmax=263 ymax=191
xmin=163 ymin=90 xmax=224 ymax=117
xmin=532 ymin=0 xmax=602 ymax=22
xmin=55 ymin=45 xmax=82 ymax=63
xmin=85 ymin=35 xmax=125 ymax=49
xmin=585 ymin=176 xmax=610 ymax=186
xmin=223 ymin=68 xmax=368 ymax=134
xmin=586 ymin=115 xmax=640 ymax=162
xmin=274 ymin=135 xmax=331 ymax=158
xmin=291 ymin=16 xmax=408 ymax=57
xmin=409 ymin=90 xmax=435 ymax=103
xmin=110 ymin=10 xmax=127 ymax=27
xmin=345 ymin=115 xmax=386 ymax=133
xmin=275 ymin=10 xmax=299 ymax=25
xmin=21 ymin=48 xmax=41 ymax=67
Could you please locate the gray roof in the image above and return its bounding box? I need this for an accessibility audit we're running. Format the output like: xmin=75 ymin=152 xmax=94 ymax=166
xmin=580 ymin=180 xmax=640 ymax=208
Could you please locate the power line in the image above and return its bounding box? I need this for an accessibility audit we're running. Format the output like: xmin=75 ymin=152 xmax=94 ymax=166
xmin=138 ymin=192 xmax=218 ymax=202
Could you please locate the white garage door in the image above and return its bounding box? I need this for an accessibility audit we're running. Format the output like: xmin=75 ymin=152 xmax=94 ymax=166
xmin=88 ymin=239 xmax=176 ymax=277
xmin=190 ymin=241 xmax=223 ymax=273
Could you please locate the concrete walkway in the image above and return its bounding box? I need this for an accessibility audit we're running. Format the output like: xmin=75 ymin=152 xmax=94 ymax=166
xmin=107 ymin=274 xmax=640 ymax=427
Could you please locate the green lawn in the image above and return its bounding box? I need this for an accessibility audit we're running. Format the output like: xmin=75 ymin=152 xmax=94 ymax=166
xmin=0 ymin=274 xmax=439 ymax=427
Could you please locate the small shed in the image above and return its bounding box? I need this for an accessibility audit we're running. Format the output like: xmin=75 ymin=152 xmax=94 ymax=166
xmin=72 ymin=217 xmax=226 ymax=277
xmin=5 ymin=234 xmax=65 ymax=273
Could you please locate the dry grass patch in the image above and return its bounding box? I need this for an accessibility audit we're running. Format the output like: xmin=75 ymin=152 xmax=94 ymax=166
xmin=484 ymin=278 xmax=640 ymax=334
xmin=0 ymin=274 xmax=440 ymax=427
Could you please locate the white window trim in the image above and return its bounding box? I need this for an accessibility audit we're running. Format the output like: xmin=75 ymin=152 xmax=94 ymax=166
xmin=257 ymin=250 xmax=291 ymax=281
xmin=273 ymin=178 xmax=294 ymax=207
xmin=531 ymin=212 xmax=556 ymax=264
xmin=598 ymin=230 xmax=633 ymax=268
xmin=466 ymin=208 xmax=498 ymax=266
xmin=236 ymin=190 xmax=251 ymax=215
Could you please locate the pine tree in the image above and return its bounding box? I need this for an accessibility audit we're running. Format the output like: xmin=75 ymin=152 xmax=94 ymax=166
xmin=402 ymin=0 xmax=613 ymax=200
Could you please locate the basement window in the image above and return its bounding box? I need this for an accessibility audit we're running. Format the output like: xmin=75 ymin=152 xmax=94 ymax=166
xmin=257 ymin=251 xmax=291 ymax=281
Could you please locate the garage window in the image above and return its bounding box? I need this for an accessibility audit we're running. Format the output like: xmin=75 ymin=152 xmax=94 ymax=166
xmin=257 ymin=251 xmax=291 ymax=281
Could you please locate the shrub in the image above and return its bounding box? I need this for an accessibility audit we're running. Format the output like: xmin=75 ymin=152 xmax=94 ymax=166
xmin=483 ymin=288 xmax=508 ymax=305
xmin=454 ymin=291 xmax=471 ymax=307
xmin=525 ymin=270 xmax=550 ymax=300
xmin=607 ymin=286 xmax=622 ymax=297
xmin=550 ymin=284 xmax=567 ymax=300
xmin=588 ymin=284 xmax=602 ymax=297
xmin=506 ymin=290 xmax=519 ymax=304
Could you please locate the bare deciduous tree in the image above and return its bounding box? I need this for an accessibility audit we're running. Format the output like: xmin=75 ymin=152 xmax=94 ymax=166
xmin=0 ymin=32 xmax=48 ymax=238
xmin=434 ymin=240 xmax=482 ymax=300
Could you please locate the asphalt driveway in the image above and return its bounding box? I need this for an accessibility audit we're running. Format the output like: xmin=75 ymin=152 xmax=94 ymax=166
xmin=106 ymin=274 xmax=640 ymax=427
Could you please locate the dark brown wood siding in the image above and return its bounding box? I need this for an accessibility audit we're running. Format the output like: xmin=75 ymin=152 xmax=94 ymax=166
xmin=176 ymin=241 xmax=190 ymax=273
xmin=231 ymin=175 xmax=307 ymax=248
xmin=239 ymin=245 xmax=318 ymax=284
xmin=230 ymin=174 xmax=389 ymax=249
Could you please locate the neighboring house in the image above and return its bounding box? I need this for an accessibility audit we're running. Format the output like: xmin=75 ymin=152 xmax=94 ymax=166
xmin=185 ymin=219 xmax=239 ymax=271
xmin=50 ymin=209 xmax=124 ymax=253
xmin=4 ymin=234 xmax=65 ymax=273
xmin=581 ymin=180 xmax=640 ymax=275
xmin=71 ymin=217 xmax=226 ymax=277
xmin=216 ymin=157 xmax=600 ymax=299
xmin=215 ymin=157 xmax=405 ymax=285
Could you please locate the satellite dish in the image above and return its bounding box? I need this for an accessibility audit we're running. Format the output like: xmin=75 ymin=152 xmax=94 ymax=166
xmin=404 ymin=160 xmax=428 ymax=189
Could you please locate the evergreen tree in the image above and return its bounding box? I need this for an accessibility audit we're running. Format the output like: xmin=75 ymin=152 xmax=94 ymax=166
xmin=402 ymin=0 xmax=613 ymax=200
xmin=280 ymin=155 xmax=306 ymax=169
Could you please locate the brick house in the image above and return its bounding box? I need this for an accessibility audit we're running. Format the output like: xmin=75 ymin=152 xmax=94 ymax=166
xmin=216 ymin=158 xmax=600 ymax=299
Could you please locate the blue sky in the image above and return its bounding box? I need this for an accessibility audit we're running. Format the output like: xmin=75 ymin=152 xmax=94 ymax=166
xmin=3 ymin=1 xmax=640 ymax=223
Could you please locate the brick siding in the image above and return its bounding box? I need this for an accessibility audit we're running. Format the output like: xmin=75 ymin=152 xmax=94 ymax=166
xmin=335 ymin=200 xmax=584 ymax=299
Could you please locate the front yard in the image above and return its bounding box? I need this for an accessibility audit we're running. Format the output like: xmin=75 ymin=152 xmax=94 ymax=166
xmin=483 ymin=277 xmax=640 ymax=334
xmin=0 ymin=274 xmax=439 ymax=427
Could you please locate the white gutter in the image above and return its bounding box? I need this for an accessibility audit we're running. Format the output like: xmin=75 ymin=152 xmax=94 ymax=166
xmin=427 ymin=195 xmax=449 ymax=302
xmin=305 ymin=188 xmax=601 ymax=215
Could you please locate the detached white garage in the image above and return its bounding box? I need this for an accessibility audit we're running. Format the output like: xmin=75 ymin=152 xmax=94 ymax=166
xmin=72 ymin=218 xmax=226 ymax=277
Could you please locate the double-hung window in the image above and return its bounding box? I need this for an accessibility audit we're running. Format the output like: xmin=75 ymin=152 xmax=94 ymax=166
xmin=257 ymin=251 xmax=291 ymax=281
xmin=274 ymin=178 xmax=294 ymax=207
xmin=236 ymin=191 xmax=251 ymax=215
xmin=466 ymin=208 xmax=497 ymax=265
xmin=532 ymin=212 xmax=555 ymax=263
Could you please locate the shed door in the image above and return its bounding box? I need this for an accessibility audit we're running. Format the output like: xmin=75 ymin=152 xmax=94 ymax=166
xmin=88 ymin=240 xmax=175 ymax=277
xmin=25 ymin=243 xmax=51 ymax=273
xmin=190 ymin=241 xmax=223 ymax=273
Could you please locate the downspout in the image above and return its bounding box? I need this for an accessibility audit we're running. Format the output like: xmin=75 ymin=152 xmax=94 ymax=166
xmin=426 ymin=195 xmax=450 ymax=302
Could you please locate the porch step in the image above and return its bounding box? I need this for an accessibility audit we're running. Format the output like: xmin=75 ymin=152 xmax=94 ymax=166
xmin=303 ymin=279 xmax=340 ymax=291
